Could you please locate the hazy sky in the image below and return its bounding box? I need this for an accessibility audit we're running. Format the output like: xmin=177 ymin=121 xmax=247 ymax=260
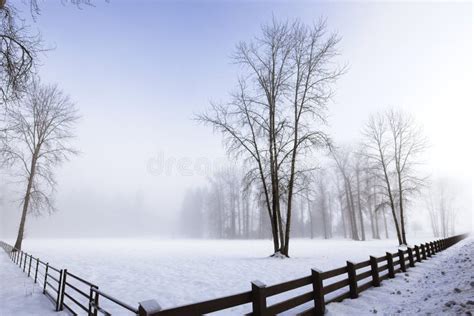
xmin=1 ymin=0 xmax=472 ymax=238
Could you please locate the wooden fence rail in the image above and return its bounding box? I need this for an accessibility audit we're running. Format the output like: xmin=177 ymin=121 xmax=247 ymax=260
xmin=0 ymin=233 xmax=468 ymax=316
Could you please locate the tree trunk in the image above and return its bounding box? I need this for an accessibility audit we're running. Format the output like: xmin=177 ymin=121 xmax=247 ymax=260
xmin=14 ymin=154 xmax=37 ymax=250
xmin=383 ymin=209 xmax=389 ymax=239
xmin=345 ymin=180 xmax=359 ymax=240
xmin=321 ymin=196 xmax=328 ymax=239
xmin=355 ymin=170 xmax=365 ymax=241
xmin=327 ymin=191 xmax=333 ymax=238
xmin=381 ymin=159 xmax=402 ymax=245
xmin=337 ymin=191 xmax=347 ymax=238
xmin=307 ymin=194 xmax=314 ymax=239
xmin=397 ymin=176 xmax=407 ymax=245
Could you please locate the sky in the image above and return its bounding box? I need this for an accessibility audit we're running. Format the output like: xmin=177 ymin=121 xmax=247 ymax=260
xmin=0 ymin=0 xmax=472 ymax=238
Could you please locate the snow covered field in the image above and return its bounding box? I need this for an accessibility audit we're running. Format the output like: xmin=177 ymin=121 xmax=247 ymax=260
xmin=1 ymin=237 xmax=440 ymax=314
xmin=0 ymin=251 xmax=67 ymax=316
xmin=326 ymin=237 xmax=474 ymax=315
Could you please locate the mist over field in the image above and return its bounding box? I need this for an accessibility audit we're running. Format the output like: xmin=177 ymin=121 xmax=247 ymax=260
xmin=0 ymin=1 xmax=471 ymax=241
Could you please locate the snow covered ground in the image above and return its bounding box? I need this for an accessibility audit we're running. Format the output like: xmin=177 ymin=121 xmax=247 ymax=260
xmin=0 ymin=251 xmax=67 ymax=316
xmin=1 ymin=236 xmax=442 ymax=314
xmin=326 ymin=237 xmax=474 ymax=315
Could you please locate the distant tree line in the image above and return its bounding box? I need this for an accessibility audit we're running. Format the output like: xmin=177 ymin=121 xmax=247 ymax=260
xmin=186 ymin=104 xmax=456 ymax=254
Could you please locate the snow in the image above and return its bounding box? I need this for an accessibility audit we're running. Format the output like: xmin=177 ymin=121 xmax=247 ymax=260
xmin=326 ymin=237 xmax=474 ymax=315
xmin=0 ymin=251 xmax=67 ymax=316
xmin=3 ymin=237 xmax=439 ymax=314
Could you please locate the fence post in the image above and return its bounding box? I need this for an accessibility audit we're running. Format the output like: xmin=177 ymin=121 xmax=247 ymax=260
xmin=23 ymin=252 xmax=27 ymax=272
xmin=138 ymin=300 xmax=162 ymax=316
xmin=19 ymin=251 xmax=23 ymax=267
xmin=386 ymin=252 xmax=395 ymax=278
xmin=369 ymin=256 xmax=380 ymax=287
xmin=88 ymin=287 xmax=94 ymax=316
xmin=426 ymin=243 xmax=432 ymax=257
xmin=398 ymin=250 xmax=406 ymax=272
xmin=407 ymin=247 xmax=415 ymax=267
xmin=34 ymin=258 xmax=39 ymax=283
xmin=311 ymin=269 xmax=325 ymax=316
xmin=422 ymin=244 xmax=427 ymax=260
xmin=28 ymin=255 xmax=32 ymax=277
xmin=431 ymin=242 xmax=436 ymax=255
xmin=251 ymin=280 xmax=267 ymax=316
xmin=43 ymin=263 xmax=49 ymax=294
xmin=59 ymin=269 xmax=67 ymax=311
xmin=347 ymin=261 xmax=358 ymax=299
xmin=56 ymin=269 xmax=63 ymax=311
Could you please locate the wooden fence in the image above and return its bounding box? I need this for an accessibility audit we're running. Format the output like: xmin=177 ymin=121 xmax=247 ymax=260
xmin=0 ymin=233 xmax=468 ymax=316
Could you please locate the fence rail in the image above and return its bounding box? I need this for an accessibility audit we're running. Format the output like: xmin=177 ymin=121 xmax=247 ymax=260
xmin=0 ymin=242 xmax=138 ymax=316
xmin=0 ymin=233 xmax=468 ymax=316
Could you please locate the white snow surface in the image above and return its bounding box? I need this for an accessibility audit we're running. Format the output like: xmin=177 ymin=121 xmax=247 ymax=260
xmin=326 ymin=237 xmax=474 ymax=315
xmin=0 ymin=251 xmax=67 ymax=316
xmin=1 ymin=237 xmax=445 ymax=315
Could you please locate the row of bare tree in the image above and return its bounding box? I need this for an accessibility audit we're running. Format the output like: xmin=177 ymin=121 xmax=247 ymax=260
xmin=196 ymin=18 xmax=433 ymax=256
xmin=188 ymin=103 xmax=431 ymax=254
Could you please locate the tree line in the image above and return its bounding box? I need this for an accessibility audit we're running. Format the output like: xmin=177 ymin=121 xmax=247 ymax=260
xmin=181 ymin=108 xmax=433 ymax=243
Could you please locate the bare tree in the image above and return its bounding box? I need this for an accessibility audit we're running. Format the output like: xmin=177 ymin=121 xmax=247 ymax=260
xmin=387 ymin=109 xmax=427 ymax=245
xmin=363 ymin=109 xmax=426 ymax=245
xmin=198 ymin=19 xmax=343 ymax=257
xmin=425 ymin=177 xmax=458 ymax=238
xmin=1 ymin=80 xmax=79 ymax=250
xmin=331 ymin=146 xmax=359 ymax=240
xmin=363 ymin=113 xmax=402 ymax=244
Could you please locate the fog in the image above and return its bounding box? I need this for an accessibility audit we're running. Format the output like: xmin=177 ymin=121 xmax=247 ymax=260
xmin=0 ymin=1 xmax=472 ymax=239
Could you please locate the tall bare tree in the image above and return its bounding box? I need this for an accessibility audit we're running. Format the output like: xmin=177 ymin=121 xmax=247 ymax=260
xmin=363 ymin=113 xmax=402 ymax=244
xmin=425 ymin=177 xmax=458 ymax=238
xmin=387 ymin=109 xmax=427 ymax=245
xmin=198 ymin=18 xmax=343 ymax=256
xmin=331 ymin=146 xmax=359 ymax=240
xmin=363 ymin=109 xmax=426 ymax=245
xmin=1 ymin=80 xmax=79 ymax=250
